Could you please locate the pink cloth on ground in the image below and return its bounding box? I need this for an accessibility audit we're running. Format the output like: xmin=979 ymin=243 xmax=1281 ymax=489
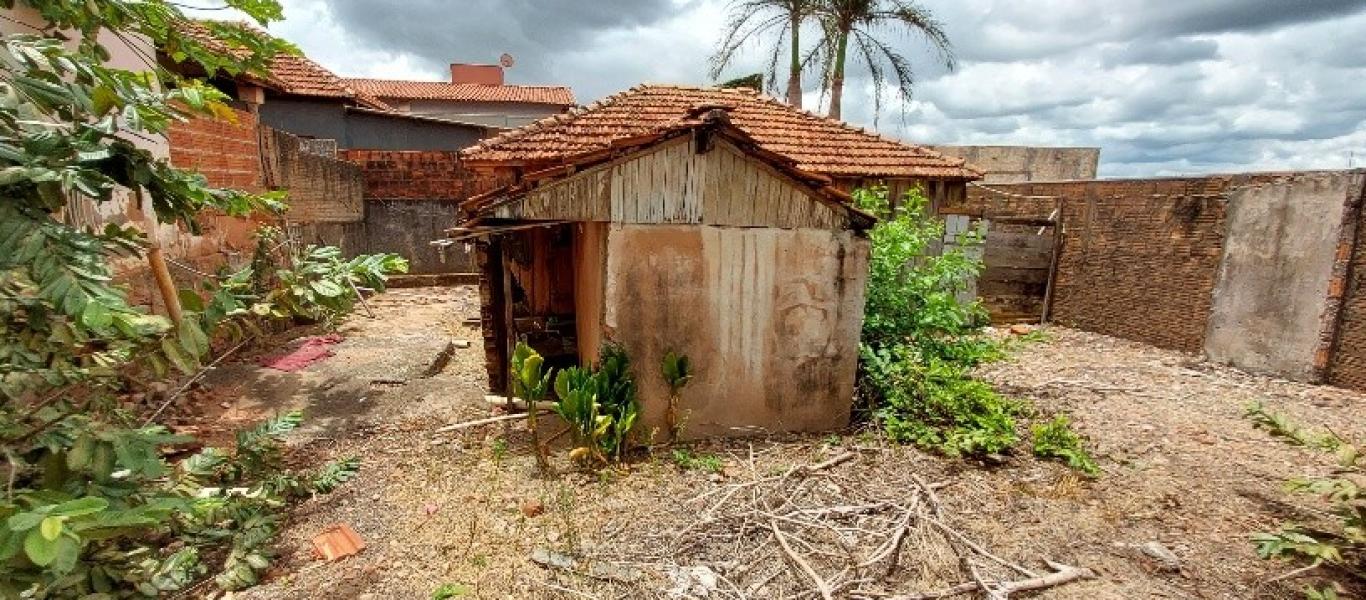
xmin=259 ymin=334 xmax=343 ymax=371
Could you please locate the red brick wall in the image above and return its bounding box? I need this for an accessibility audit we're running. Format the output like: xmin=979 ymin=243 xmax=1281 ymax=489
xmin=1327 ymin=179 xmax=1366 ymax=390
xmin=167 ymin=108 xmax=263 ymax=191
xmin=976 ymin=178 xmax=1234 ymax=353
xmin=260 ymin=130 xmax=363 ymax=223
xmin=338 ymin=150 xmax=511 ymax=201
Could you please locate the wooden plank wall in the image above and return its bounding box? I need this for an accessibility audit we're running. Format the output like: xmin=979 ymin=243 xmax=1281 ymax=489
xmin=980 ymin=223 xmax=1054 ymax=323
xmin=493 ymin=137 xmax=850 ymax=230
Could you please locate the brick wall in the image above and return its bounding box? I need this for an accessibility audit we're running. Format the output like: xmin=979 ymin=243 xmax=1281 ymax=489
xmin=1327 ymin=178 xmax=1366 ymax=390
xmin=339 ymin=150 xmax=511 ymax=201
xmin=260 ymin=129 xmax=364 ymax=223
xmin=167 ymin=108 xmax=263 ymax=191
xmin=338 ymin=150 xmax=514 ymax=274
xmin=976 ymin=178 xmax=1234 ymax=353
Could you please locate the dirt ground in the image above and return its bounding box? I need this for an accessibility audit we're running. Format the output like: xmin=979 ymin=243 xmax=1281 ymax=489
xmin=169 ymin=286 xmax=1364 ymax=599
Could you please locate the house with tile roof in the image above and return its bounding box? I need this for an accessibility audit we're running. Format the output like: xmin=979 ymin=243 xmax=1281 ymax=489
xmin=166 ymin=20 xmax=493 ymax=152
xmin=450 ymin=84 xmax=979 ymax=438
xmin=344 ymin=63 xmax=575 ymax=129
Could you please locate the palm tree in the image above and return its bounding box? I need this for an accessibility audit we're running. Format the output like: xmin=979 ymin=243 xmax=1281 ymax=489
xmin=710 ymin=0 xmax=814 ymax=108
xmin=812 ymin=0 xmax=955 ymax=120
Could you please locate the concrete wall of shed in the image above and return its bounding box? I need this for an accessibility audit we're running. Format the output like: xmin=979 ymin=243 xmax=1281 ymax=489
xmin=601 ymin=224 xmax=869 ymax=437
xmin=1204 ymin=172 xmax=1358 ymax=380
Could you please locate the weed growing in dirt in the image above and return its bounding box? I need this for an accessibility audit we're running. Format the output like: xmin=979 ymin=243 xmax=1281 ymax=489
xmin=432 ymin=582 xmax=470 ymax=598
xmin=1246 ymin=403 xmax=1363 ymax=596
xmin=1031 ymin=415 xmax=1100 ymax=476
xmin=672 ymin=449 xmax=725 ymax=473
xmin=547 ymin=343 xmax=642 ymax=465
xmin=490 ymin=438 xmax=510 ymax=463
xmin=661 ymin=350 xmax=694 ymax=442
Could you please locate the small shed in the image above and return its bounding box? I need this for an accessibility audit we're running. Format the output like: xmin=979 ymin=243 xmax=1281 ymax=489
xmin=455 ymin=85 xmax=979 ymax=436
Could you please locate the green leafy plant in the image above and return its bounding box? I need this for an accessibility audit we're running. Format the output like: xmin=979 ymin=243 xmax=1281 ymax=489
xmin=551 ymin=344 xmax=642 ymax=465
xmin=854 ymin=185 xmax=1018 ymax=457
xmin=511 ymin=342 xmax=553 ymax=471
xmin=671 ymin=449 xmax=724 ymax=474
xmin=0 ymin=2 xmax=379 ymax=594
xmin=432 ymin=582 xmax=470 ymax=599
xmin=1246 ymin=403 xmax=1362 ymax=595
xmin=1031 ymin=415 xmax=1100 ymax=476
xmin=661 ymin=350 xmax=693 ymax=442
xmin=265 ymin=244 xmax=408 ymax=326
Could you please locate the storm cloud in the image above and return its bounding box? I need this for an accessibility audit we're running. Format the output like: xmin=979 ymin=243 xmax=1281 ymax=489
xmin=226 ymin=0 xmax=1366 ymax=176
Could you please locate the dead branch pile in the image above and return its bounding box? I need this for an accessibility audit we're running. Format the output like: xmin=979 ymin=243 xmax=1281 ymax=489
xmin=644 ymin=451 xmax=1094 ymax=599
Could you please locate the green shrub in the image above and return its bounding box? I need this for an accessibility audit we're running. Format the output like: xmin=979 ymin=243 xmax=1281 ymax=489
xmin=1031 ymin=415 xmax=1100 ymax=476
xmin=854 ymin=186 xmax=1018 ymax=457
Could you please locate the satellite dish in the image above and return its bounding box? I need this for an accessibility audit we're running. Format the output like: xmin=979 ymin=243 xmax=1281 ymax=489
xmin=499 ymin=53 xmax=515 ymax=68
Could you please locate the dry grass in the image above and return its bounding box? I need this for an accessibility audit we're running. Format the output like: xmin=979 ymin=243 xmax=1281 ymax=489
xmin=166 ymin=287 xmax=1366 ymax=600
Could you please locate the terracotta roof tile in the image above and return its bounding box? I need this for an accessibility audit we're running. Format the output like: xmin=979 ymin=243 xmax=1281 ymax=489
xmin=460 ymin=85 xmax=979 ymax=180
xmin=173 ymin=20 xmax=390 ymax=110
xmin=343 ymin=79 xmax=574 ymax=106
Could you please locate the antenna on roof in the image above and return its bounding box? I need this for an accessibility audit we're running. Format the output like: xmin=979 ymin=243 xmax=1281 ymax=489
xmin=499 ymin=53 xmax=515 ymax=69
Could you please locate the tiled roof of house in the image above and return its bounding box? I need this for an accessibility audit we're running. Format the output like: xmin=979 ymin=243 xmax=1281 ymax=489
xmin=173 ymin=20 xmax=390 ymax=110
xmin=461 ymin=84 xmax=979 ymax=179
xmin=343 ymin=79 xmax=575 ymax=106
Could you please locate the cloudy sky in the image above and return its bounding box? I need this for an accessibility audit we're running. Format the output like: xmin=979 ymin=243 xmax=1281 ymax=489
xmin=206 ymin=0 xmax=1366 ymax=177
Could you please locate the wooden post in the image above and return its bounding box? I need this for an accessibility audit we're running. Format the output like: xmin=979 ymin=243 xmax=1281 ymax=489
xmin=137 ymin=187 xmax=183 ymax=325
xmin=1040 ymin=199 xmax=1064 ymax=325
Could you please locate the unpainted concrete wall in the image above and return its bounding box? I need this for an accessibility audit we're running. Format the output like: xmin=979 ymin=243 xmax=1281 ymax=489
xmin=930 ymin=145 xmax=1099 ymax=183
xmin=1204 ymin=172 xmax=1357 ymax=380
xmin=600 ymin=224 xmax=869 ymax=437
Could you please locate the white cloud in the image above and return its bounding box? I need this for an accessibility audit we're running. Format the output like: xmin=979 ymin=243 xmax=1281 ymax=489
xmin=192 ymin=0 xmax=1366 ymax=177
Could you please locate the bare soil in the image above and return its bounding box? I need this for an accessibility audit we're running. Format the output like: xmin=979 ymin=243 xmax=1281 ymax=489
xmin=168 ymin=286 xmax=1363 ymax=599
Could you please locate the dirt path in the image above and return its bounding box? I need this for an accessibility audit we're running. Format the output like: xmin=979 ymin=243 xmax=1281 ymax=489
xmin=181 ymin=286 xmax=1362 ymax=599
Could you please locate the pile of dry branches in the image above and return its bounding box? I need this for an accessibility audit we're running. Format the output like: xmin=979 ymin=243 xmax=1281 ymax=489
xmin=650 ymin=451 xmax=1094 ymax=599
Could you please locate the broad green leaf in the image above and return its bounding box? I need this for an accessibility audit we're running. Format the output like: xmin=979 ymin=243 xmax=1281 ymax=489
xmin=51 ymin=496 xmax=108 ymax=517
xmin=39 ymin=517 xmax=62 ymax=541
xmin=7 ymin=512 xmax=43 ymax=532
xmin=23 ymin=529 xmax=57 ymax=566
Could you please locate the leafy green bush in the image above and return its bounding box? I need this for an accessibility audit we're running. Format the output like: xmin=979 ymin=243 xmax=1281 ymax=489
xmin=0 ymin=411 xmax=357 ymax=596
xmin=1246 ymin=403 xmax=1363 ymax=595
xmin=550 ymin=343 xmax=641 ymax=464
xmin=1031 ymin=415 xmax=1100 ymax=476
xmin=0 ymin=1 xmax=373 ymax=594
xmin=266 ymin=245 xmax=408 ymax=326
xmin=854 ymin=186 xmax=1019 ymax=457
